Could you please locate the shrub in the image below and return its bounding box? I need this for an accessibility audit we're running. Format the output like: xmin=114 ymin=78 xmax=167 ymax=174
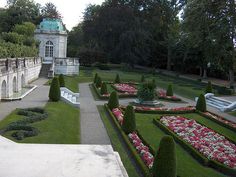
xmin=196 ymin=94 xmax=206 ymax=112
xmin=122 ymin=105 xmax=136 ymax=134
xmin=58 ymin=74 xmax=65 ymax=87
xmin=100 ymin=82 xmax=108 ymax=95
xmin=152 ymin=79 xmax=157 ymax=88
xmin=153 ymin=136 xmax=177 ymax=177
xmin=137 ymin=82 xmax=155 ymax=101
xmin=141 ymin=75 xmax=145 ymax=82
xmin=217 ymin=86 xmax=234 ymax=95
xmin=115 ymin=74 xmax=121 ymax=83
xmin=166 ymin=84 xmax=173 ymax=96
xmin=96 ymin=76 xmax=102 ymax=88
xmin=108 ymin=91 xmax=119 ymax=110
xmin=98 ymin=64 xmax=110 ymax=70
xmin=49 ymin=77 xmax=61 ymax=102
xmin=94 ymin=73 xmax=98 ymax=83
xmin=205 ymin=81 xmax=213 ymax=93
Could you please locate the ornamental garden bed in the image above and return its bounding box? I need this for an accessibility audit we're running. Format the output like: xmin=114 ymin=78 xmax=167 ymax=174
xmin=157 ymin=89 xmax=182 ymax=102
xmin=92 ymin=83 xmax=138 ymax=99
xmin=153 ymin=115 xmax=236 ymax=176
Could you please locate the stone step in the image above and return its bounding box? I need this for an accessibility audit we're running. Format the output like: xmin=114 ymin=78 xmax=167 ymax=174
xmin=207 ymin=98 xmax=231 ymax=107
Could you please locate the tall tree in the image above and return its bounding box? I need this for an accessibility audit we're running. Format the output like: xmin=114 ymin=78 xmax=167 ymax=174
xmin=41 ymin=2 xmax=62 ymax=19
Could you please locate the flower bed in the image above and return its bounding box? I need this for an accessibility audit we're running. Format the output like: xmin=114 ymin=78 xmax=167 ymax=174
xmin=111 ymin=107 xmax=155 ymax=169
xmin=199 ymin=111 xmax=236 ymax=132
xmin=157 ymin=90 xmax=181 ymax=101
xmin=160 ymin=116 xmax=236 ymax=169
xmin=128 ymin=132 xmax=154 ymax=169
xmin=112 ymin=83 xmax=137 ymax=94
xmin=120 ymin=105 xmax=195 ymax=114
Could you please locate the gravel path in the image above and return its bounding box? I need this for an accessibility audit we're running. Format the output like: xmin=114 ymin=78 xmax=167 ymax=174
xmin=0 ymin=78 xmax=49 ymax=121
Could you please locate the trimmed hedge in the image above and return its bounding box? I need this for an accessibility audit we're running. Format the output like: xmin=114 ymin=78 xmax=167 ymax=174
xmin=114 ymin=74 xmax=121 ymax=83
xmin=49 ymin=77 xmax=61 ymax=102
xmin=141 ymin=75 xmax=145 ymax=82
xmin=134 ymin=109 xmax=195 ymax=115
xmin=205 ymin=81 xmax=213 ymax=93
xmin=59 ymin=74 xmax=65 ymax=87
xmin=104 ymin=104 xmax=151 ymax=177
xmin=108 ymin=91 xmax=119 ymax=110
xmin=100 ymin=82 xmax=108 ymax=95
xmin=94 ymin=73 xmax=98 ymax=83
xmin=96 ymin=76 xmax=102 ymax=88
xmin=196 ymin=94 xmax=206 ymax=112
xmin=166 ymin=84 xmax=173 ymax=96
xmin=153 ymin=136 xmax=177 ymax=177
xmin=153 ymin=118 xmax=236 ymax=177
xmin=122 ymin=105 xmax=136 ymax=134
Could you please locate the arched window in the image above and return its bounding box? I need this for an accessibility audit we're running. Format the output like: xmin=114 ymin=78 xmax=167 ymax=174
xmin=45 ymin=41 xmax=54 ymax=57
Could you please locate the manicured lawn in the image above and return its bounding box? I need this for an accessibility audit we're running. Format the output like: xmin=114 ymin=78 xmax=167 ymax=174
xmin=136 ymin=112 xmax=229 ymax=177
xmin=0 ymin=101 xmax=80 ymax=144
xmin=98 ymin=106 xmax=140 ymax=177
xmin=229 ymin=111 xmax=236 ymax=117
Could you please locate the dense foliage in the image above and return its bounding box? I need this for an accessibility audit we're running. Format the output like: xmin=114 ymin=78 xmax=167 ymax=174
xmin=196 ymin=94 xmax=207 ymax=112
xmin=114 ymin=74 xmax=121 ymax=83
xmin=68 ymin=0 xmax=236 ymax=87
xmin=152 ymin=136 xmax=177 ymax=177
xmin=205 ymin=81 xmax=213 ymax=94
xmin=59 ymin=74 xmax=65 ymax=87
xmin=166 ymin=85 xmax=173 ymax=96
xmin=100 ymin=82 xmax=108 ymax=95
xmin=49 ymin=77 xmax=61 ymax=102
xmin=137 ymin=82 xmax=156 ymax=101
xmin=108 ymin=91 xmax=119 ymax=110
xmin=122 ymin=105 xmax=136 ymax=134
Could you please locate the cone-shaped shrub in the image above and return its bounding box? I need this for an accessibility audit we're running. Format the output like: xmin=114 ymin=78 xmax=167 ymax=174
xmin=114 ymin=74 xmax=121 ymax=83
xmin=196 ymin=94 xmax=206 ymax=112
xmin=153 ymin=136 xmax=177 ymax=177
xmin=108 ymin=91 xmax=119 ymax=110
xmin=205 ymin=81 xmax=213 ymax=93
xmin=100 ymin=82 xmax=108 ymax=95
xmin=141 ymin=75 xmax=145 ymax=82
xmin=49 ymin=77 xmax=60 ymax=102
xmin=166 ymin=84 xmax=173 ymax=96
xmin=122 ymin=105 xmax=136 ymax=134
xmin=96 ymin=76 xmax=102 ymax=88
xmin=94 ymin=73 xmax=98 ymax=83
xmin=152 ymin=79 xmax=157 ymax=88
xmin=59 ymin=74 xmax=65 ymax=87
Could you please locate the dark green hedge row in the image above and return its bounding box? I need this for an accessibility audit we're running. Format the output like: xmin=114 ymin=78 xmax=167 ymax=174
xmin=104 ymin=104 xmax=151 ymax=177
xmin=135 ymin=109 xmax=195 ymax=115
xmin=157 ymin=96 xmax=182 ymax=102
xmin=197 ymin=111 xmax=236 ymax=133
xmin=153 ymin=119 xmax=236 ymax=177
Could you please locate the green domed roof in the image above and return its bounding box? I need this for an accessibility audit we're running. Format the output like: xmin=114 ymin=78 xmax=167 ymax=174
xmin=39 ymin=18 xmax=66 ymax=32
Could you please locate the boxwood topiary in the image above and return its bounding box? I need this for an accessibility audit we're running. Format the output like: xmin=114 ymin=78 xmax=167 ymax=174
xmin=49 ymin=77 xmax=60 ymax=102
xmin=137 ymin=82 xmax=155 ymax=101
xmin=114 ymin=74 xmax=121 ymax=83
xmin=141 ymin=75 xmax=145 ymax=82
xmin=59 ymin=74 xmax=65 ymax=87
xmin=166 ymin=84 xmax=173 ymax=96
xmin=96 ymin=76 xmax=102 ymax=88
xmin=108 ymin=91 xmax=119 ymax=110
xmin=122 ymin=105 xmax=136 ymax=134
xmin=196 ymin=94 xmax=206 ymax=112
xmin=94 ymin=73 xmax=98 ymax=83
xmin=100 ymin=82 xmax=108 ymax=95
xmin=205 ymin=81 xmax=213 ymax=93
xmin=153 ymin=135 xmax=177 ymax=177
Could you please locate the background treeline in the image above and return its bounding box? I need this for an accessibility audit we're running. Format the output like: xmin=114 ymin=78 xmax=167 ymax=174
xmin=68 ymin=0 xmax=236 ymax=86
xmin=0 ymin=0 xmax=61 ymax=58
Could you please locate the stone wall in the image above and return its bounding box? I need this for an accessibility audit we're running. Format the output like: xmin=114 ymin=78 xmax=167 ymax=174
xmin=0 ymin=57 xmax=42 ymax=98
xmin=54 ymin=58 xmax=79 ymax=75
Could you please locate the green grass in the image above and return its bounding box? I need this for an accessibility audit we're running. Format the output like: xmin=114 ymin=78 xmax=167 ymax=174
xmin=0 ymin=101 xmax=80 ymax=144
xmin=136 ymin=112 xmax=234 ymax=177
xmin=97 ymin=105 xmax=140 ymax=177
xmin=229 ymin=111 xmax=236 ymax=117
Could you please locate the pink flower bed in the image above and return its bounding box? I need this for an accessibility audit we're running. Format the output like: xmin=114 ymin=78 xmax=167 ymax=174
xmin=157 ymin=90 xmax=181 ymax=101
xmin=112 ymin=108 xmax=124 ymax=125
xmin=113 ymin=84 xmax=137 ymax=94
xmin=134 ymin=106 xmax=195 ymax=112
xmin=203 ymin=112 xmax=236 ymax=129
xmin=160 ymin=116 xmax=236 ymax=168
xmin=128 ymin=132 xmax=154 ymax=169
xmin=111 ymin=108 xmax=154 ymax=169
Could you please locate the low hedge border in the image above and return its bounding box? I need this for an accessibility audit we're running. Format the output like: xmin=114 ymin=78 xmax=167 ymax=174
xmin=92 ymin=83 xmax=137 ymax=100
xmin=157 ymin=96 xmax=182 ymax=102
xmin=104 ymin=104 xmax=151 ymax=177
xmin=135 ymin=109 xmax=195 ymax=115
xmin=197 ymin=111 xmax=236 ymax=133
xmin=153 ymin=118 xmax=236 ymax=177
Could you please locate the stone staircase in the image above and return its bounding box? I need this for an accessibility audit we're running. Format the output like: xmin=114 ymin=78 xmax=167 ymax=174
xmin=201 ymin=93 xmax=236 ymax=112
xmin=39 ymin=63 xmax=52 ymax=78
xmin=60 ymin=87 xmax=80 ymax=107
